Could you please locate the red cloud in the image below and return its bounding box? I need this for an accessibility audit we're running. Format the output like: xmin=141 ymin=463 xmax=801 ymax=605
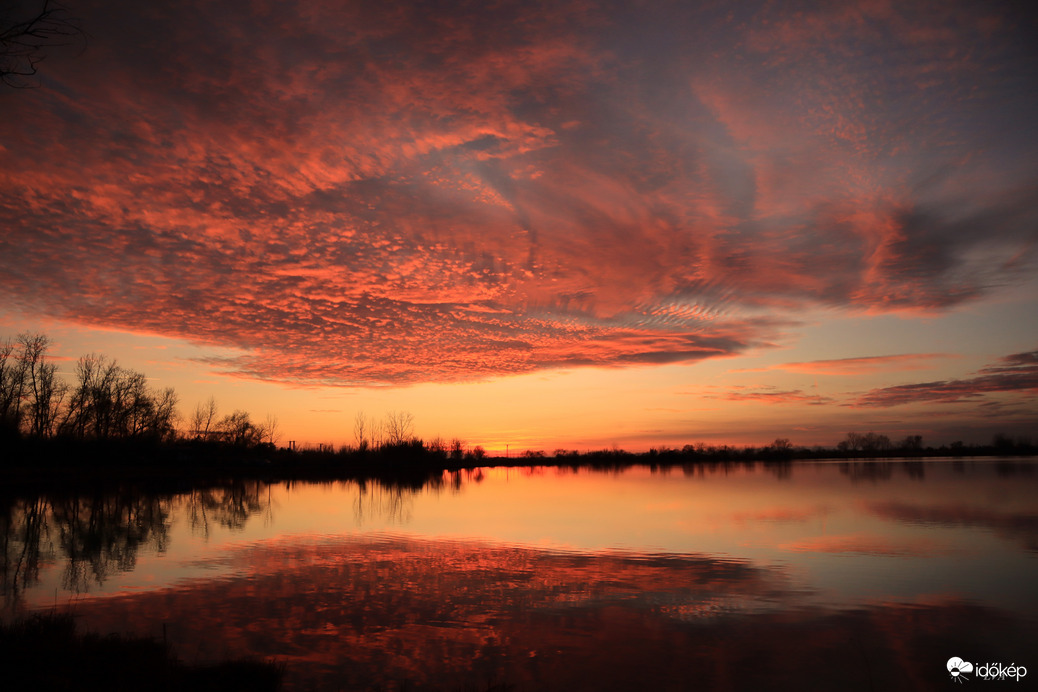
xmin=1 ymin=0 xmax=1035 ymax=386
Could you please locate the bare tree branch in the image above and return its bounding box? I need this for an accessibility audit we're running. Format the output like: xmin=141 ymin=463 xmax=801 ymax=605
xmin=1 ymin=0 xmax=83 ymax=88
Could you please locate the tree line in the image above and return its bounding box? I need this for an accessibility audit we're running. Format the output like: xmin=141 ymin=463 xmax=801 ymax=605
xmin=0 ymin=332 xmax=478 ymax=459
xmin=1 ymin=333 xmax=180 ymax=442
xmin=0 ymin=332 xmax=281 ymax=447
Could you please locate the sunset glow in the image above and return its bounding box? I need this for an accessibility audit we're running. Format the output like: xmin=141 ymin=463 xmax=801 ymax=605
xmin=2 ymin=0 xmax=1036 ymax=450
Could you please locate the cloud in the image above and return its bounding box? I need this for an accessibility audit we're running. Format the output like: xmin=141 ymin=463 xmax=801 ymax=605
xmin=712 ymin=388 xmax=836 ymax=406
xmin=735 ymin=353 xmax=951 ymax=376
xmin=851 ymin=349 xmax=1038 ymax=407
xmin=1 ymin=0 xmax=1036 ymax=386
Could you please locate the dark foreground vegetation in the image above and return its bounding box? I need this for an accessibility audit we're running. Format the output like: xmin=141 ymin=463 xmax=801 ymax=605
xmin=0 ymin=612 xmax=282 ymax=691
xmin=1 ymin=331 xmax=1035 ymax=486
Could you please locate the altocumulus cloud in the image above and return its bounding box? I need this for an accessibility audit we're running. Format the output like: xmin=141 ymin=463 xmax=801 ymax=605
xmin=1 ymin=0 xmax=1036 ymax=385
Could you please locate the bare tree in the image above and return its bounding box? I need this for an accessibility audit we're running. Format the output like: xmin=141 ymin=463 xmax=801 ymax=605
xmin=1 ymin=331 xmax=181 ymax=443
xmin=262 ymin=413 xmax=280 ymax=446
xmin=150 ymin=386 xmax=179 ymax=441
xmin=838 ymin=431 xmax=892 ymax=452
xmin=28 ymin=355 xmax=65 ymax=437
xmin=64 ymin=354 xmax=120 ymax=439
xmin=384 ymin=411 xmax=415 ymax=445
xmin=12 ymin=333 xmax=60 ymax=436
xmin=218 ymin=410 xmax=262 ymax=447
xmin=191 ymin=395 xmax=218 ymax=441
xmin=353 ymin=411 xmax=367 ymax=451
xmin=0 ymin=337 xmax=27 ymax=435
xmin=1 ymin=0 xmax=83 ymax=88
xmin=56 ymin=353 xmax=177 ymax=441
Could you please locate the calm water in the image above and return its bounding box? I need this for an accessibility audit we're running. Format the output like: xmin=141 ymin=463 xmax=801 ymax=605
xmin=3 ymin=459 xmax=1037 ymax=690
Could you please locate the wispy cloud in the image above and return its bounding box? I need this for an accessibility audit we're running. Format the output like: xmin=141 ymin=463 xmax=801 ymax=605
xmin=711 ymin=387 xmax=836 ymax=406
xmin=735 ymin=353 xmax=952 ymax=376
xmin=851 ymin=349 xmax=1038 ymax=407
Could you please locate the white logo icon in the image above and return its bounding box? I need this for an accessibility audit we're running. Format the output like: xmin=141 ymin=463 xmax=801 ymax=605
xmin=948 ymin=657 xmax=974 ymax=683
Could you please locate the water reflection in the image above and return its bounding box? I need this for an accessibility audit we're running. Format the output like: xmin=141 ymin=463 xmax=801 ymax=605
xmin=52 ymin=491 xmax=173 ymax=593
xmin=1 ymin=481 xmax=271 ymax=606
xmin=352 ymin=481 xmax=419 ymax=525
xmin=0 ymin=498 xmax=53 ymax=601
xmin=185 ymin=482 xmax=272 ymax=537
xmin=0 ymin=460 xmax=1036 ymax=690
xmin=865 ymin=500 xmax=1038 ymax=552
xmin=60 ymin=535 xmax=802 ymax=689
xmin=53 ymin=535 xmax=1037 ymax=691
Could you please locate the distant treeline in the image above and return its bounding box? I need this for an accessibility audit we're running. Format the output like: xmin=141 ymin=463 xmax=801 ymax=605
xmin=541 ymin=432 xmax=1037 ymax=463
xmin=1 ymin=332 xmax=1035 ymax=477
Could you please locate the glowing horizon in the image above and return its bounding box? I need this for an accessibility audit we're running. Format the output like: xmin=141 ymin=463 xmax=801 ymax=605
xmin=1 ymin=0 xmax=1036 ymax=452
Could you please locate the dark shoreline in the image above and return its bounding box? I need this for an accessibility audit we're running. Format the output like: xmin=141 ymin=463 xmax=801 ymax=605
xmin=2 ymin=435 xmax=1035 ymax=492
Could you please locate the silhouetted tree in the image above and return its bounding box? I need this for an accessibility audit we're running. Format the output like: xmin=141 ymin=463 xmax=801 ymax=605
xmin=57 ymin=353 xmax=178 ymax=441
xmin=191 ymin=395 xmax=219 ymax=441
xmin=384 ymin=410 xmax=415 ymax=445
xmin=900 ymin=435 xmax=923 ymax=451
xmin=217 ymin=409 xmax=263 ymax=446
xmin=354 ymin=411 xmax=368 ymax=451
xmin=0 ymin=337 xmax=27 ymax=437
xmin=1 ymin=0 xmax=82 ymax=88
xmin=262 ymin=413 xmax=280 ymax=446
xmin=838 ymin=431 xmax=892 ymax=453
xmin=426 ymin=436 xmax=448 ymax=459
xmin=0 ymin=333 xmax=67 ymax=438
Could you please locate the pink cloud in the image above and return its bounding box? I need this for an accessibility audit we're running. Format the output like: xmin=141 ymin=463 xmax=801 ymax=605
xmin=1 ymin=0 xmax=1035 ymax=386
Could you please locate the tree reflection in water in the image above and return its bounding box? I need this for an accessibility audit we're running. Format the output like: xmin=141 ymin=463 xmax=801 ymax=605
xmin=1 ymin=480 xmax=273 ymax=609
xmin=0 ymin=498 xmax=53 ymax=604
xmin=184 ymin=481 xmax=270 ymax=537
xmin=52 ymin=491 xmax=173 ymax=593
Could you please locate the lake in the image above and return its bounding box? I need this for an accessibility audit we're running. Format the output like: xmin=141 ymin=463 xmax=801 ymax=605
xmin=2 ymin=458 xmax=1036 ymax=690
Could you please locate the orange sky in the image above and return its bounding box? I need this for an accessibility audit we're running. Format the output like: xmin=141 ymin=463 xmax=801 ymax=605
xmin=1 ymin=0 xmax=1036 ymax=450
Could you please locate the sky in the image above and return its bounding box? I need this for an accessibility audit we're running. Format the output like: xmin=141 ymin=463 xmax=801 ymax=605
xmin=1 ymin=0 xmax=1037 ymax=452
